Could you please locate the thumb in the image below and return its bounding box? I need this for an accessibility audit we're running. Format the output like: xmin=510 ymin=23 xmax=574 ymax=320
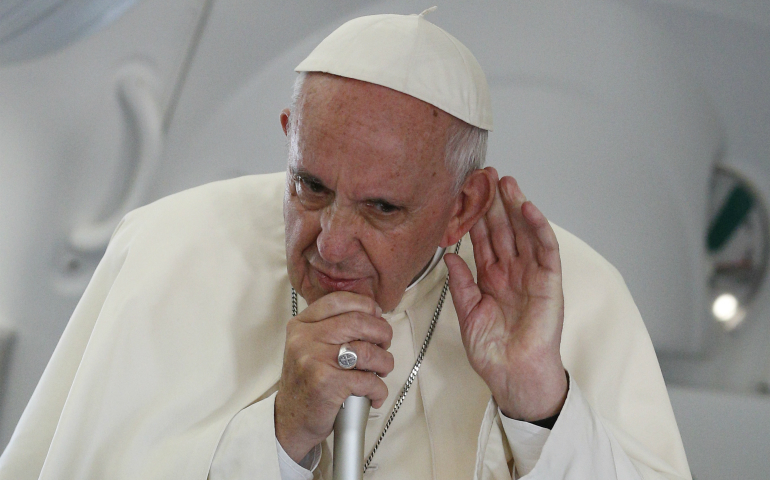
xmin=444 ymin=253 xmax=482 ymax=323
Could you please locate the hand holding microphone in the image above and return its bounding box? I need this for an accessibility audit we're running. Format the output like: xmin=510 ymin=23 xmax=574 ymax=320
xmin=275 ymin=292 xmax=393 ymax=465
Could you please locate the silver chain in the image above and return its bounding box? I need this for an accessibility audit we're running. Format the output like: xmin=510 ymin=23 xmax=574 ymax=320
xmin=290 ymin=240 xmax=461 ymax=474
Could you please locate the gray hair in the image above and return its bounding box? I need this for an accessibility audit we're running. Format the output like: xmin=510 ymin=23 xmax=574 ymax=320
xmin=287 ymin=72 xmax=487 ymax=192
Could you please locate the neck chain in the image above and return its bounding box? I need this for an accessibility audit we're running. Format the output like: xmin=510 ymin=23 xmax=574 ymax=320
xmin=290 ymin=240 xmax=461 ymax=473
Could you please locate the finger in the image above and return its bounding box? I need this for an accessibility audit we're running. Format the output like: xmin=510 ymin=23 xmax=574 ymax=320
xmin=297 ymin=291 xmax=382 ymax=324
xmin=470 ymin=215 xmax=496 ymax=270
xmin=444 ymin=253 xmax=482 ymax=322
xmin=327 ymin=341 xmax=394 ymax=377
xmin=310 ymin=364 xmax=389 ymax=409
xmin=311 ymin=312 xmax=393 ymax=348
xmin=346 ymin=370 xmax=390 ymax=409
xmin=484 ymin=172 xmax=517 ymax=261
xmin=521 ymin=201 xmax=562 ymax=273
xmin=500 ymin=176 xmax=536 ymax=260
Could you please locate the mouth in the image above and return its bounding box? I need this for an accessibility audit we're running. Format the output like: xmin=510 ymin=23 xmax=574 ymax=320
xmin=312 ymin=268 xmax=366 ymax=293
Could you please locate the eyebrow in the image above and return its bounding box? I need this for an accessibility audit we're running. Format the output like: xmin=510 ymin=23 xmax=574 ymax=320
xmin=365 ymin=197 xmax=402 ymax=208
xmin=290 ymin=167 xmax=329 ymax=189
xmin=290 ymin=166 xmax=405 ymax=208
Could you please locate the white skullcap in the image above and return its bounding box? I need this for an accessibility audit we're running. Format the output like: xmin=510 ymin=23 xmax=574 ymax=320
xmin=295 ymin=8 xmax=493 ymax=131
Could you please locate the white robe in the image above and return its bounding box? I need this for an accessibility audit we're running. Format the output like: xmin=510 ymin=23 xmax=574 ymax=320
xmin=0 ymin=172 xmax=690 ymax=479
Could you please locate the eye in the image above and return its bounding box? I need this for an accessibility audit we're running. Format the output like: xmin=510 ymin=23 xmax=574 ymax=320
xmin=293 ymin=174 xmax=326 ymax=194
xmin=293 ymin=173 xmax=331 ymax=209
xmin=303 ymin=177 xmax=325 ymax=193
xmin=367 ymin=200 xmax=401 ymax=214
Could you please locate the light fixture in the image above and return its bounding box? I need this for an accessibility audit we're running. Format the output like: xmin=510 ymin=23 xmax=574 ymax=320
xmin=712 ymin=293 xmax=738 ymax=321
xmin=711 ymin=293 xmax=746 ymax=331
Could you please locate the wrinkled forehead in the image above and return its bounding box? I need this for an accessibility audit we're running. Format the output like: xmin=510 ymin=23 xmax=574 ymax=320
xmin=293 ymin=75 xmax=457 ymax=199
xmin=299 ymin=73 xmax=455 ymax=135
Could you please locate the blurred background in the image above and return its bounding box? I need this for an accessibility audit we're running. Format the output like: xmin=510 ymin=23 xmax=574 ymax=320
xmin=0 ymin=0 xmax=768 ymax=477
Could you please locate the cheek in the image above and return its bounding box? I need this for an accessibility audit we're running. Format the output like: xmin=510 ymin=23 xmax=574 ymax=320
xmin=396 ymin=214 xmax=450 ymax=267
xmin=368 ymin=230 xmax=430 ymax=284
xmin=284 ymin=200 xmax=320 ymax=261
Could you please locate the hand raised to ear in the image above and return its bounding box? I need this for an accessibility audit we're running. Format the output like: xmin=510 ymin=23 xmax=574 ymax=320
xmin=444 ymin=167 xmax=567 ymax=421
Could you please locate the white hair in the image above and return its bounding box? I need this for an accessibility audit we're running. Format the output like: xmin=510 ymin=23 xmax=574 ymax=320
xmin=287 ymin=72 xmax=487 ymax=192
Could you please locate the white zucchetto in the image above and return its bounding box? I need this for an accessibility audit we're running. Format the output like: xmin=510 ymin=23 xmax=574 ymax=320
xmin=295 ymin=9 xmax=494 ymax=131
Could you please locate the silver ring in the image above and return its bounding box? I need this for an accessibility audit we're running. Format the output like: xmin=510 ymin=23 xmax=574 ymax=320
xmin=337 ymin=343 xmax=358 ymax=370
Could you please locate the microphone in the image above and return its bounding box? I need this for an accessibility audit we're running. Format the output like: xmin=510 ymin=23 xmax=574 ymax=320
xmin=333 ymin=395 xmax=371 ymax=480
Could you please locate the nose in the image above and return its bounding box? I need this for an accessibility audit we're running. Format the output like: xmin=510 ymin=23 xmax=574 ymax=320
xmin=316 ymin=204 xmax=362 ymax=264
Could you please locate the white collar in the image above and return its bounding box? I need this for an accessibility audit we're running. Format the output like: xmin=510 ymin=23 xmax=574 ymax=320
xmin=405 ymin=247 xmax=446 ymax=292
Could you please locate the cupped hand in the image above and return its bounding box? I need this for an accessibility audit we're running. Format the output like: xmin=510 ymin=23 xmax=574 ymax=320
xmin=445 ymin=168 xmax=568 ymax=421
xmin=275 ymin=291 xmax=394 ymax=462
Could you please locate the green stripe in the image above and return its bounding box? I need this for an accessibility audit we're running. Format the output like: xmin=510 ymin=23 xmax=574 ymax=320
xmin=707 ymin=185 xmax=754 ymax=252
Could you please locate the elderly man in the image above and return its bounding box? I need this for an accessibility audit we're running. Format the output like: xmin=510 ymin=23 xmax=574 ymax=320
xmin=0 ymin=11 xmax=689 ymax=480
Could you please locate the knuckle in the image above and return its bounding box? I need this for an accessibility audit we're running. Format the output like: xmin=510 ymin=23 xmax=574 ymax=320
xmin=293 ymin=352 xmax=314 ymax=375
xmin=346 ymin=313 xmax=367 ymax=337
xmin=284 ymin=328 xmax=308 ymax=353
xmin=352 ymin=341 xmax=372 ymax=363
xmin=284 ymin=334 xmax=300 ymax=354
xmin=363 ymin=296 xmax=377 ymax=314
xmin=314 ymin=365 xmax=337 ymax=390
xmin=328 ymin=292 xmax=345 ymax=311
xmin=383 ymin=321 xmax=393 ymax=341
xmin=375 ymin=379 xmax=389 ymax=401
xmin=330 ymin=290 xmax=358 ymax=311
xmin=384 ymin=352 xmax=395 ymax=371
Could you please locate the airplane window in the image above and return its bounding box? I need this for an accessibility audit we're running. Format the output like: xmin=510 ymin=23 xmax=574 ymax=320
xmin=707 ymin=165 xmax=769 ymax=331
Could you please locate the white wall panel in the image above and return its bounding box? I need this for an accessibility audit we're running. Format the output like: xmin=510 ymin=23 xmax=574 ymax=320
xmin=669 ymin=385 xmax=770 ymax=479
xmin=0 ymin=0 xmax=208 ymax=448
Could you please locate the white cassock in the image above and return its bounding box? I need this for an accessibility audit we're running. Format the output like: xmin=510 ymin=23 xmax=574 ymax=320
xmin=0 ymin=173 xmax=690 ymax=480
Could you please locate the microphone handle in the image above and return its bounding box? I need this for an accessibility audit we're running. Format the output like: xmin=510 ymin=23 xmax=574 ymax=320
xmin=333 ymin=395 xmax=372 ymax=480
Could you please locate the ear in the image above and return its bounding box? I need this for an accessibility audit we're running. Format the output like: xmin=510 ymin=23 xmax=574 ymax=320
xmin=280 ymin=108 xmax=291 ymax=136
xmin=440 ymin=168 xmax=496 ymax=247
